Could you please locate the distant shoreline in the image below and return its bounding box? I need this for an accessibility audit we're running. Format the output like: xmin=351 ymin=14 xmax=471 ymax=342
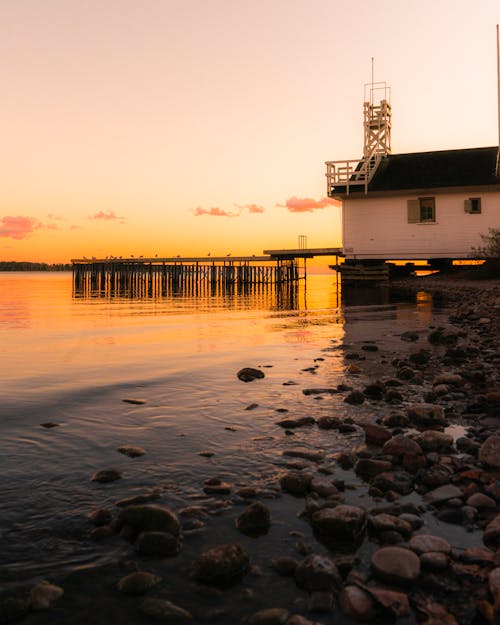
xmin=0 ymin=261 xmax=72 ymax=271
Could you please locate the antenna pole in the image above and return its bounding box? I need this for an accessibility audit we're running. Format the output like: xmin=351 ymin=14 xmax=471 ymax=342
xmin=371 ymin=57 xmax=374 ymax=104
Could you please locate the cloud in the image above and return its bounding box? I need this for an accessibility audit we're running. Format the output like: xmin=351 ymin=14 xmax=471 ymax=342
xmin=193 ymin=206 xmax=239 ymax=217
xmin=277 ymin=196 xmax=340 ymax=212
xmin=89 ymin=210 xmax=123 ymax=222
xmin=235 ymin=203 xmax=265 ymax=214
xmin=0 ymin=216 xmax=42 ymax=240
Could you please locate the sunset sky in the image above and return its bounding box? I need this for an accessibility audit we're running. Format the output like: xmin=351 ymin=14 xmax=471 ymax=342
xmin=1 ymin=0 xmax=499 ymax=264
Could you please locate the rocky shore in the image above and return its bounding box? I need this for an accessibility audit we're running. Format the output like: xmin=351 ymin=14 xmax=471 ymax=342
xmin=1 ymin=272 xmax=500 ymax=625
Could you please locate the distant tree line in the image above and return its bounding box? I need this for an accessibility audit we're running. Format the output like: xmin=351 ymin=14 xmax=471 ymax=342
xmin=0 ymin=261 xmax=72 ymax=271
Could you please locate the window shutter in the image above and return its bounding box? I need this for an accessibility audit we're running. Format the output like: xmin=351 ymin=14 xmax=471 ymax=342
xmin=407 ymin=200 xmax=420 ymax=223
xmin=464 ymin=199 xmax=472 ymax=213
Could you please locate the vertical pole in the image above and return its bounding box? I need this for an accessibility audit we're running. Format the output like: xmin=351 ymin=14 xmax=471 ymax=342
xmin=496 ymin=24 xmax=500 ymax=177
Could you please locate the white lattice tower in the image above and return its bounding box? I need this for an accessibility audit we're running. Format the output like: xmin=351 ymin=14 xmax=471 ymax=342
xmin=363 ymin=83 xmax=392 ymax=160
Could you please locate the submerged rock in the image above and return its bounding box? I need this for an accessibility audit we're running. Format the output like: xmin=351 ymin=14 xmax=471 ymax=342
xmin=237 ymin=368 xmax=265 ymax=382
xmin=140 ymin=597 xmax=192 ymax=621
xmin=117 ymin=571 xmax=161 ymax=595
xmin=91 ymin=469 xmax=122 ymax=483
xmin=192 ymin=543 xmax=250 ymax=586
xmin=236 ymin=502 xmax=271 ymax=536
xmin=119 ymin=504 xmax=181 ymax=536
xmin=29 ymin=581 xmax=64 ymax=610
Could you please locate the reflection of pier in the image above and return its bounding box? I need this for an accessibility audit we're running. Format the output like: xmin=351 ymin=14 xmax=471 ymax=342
xmin=72 ymin=256 xmax=300 ymax=295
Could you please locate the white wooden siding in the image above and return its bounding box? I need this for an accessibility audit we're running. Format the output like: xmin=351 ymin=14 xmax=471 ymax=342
xmin=342 ymin=191 xmax=500 ymax=259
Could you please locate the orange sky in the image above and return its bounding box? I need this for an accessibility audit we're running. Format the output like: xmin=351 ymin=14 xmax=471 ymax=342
xmin=1 ymin=1 xmax=499 ymax=265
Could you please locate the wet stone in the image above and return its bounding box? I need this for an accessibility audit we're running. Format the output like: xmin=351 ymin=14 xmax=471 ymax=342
xmin=192 ymin=543 xmax=250 ymax=586
xmin=339 ymin=585 xmax=377 ymax=621
xmin=280 ymin=471 xmax=312 ymax=496
xmin=91 ymin=468 xmax=122 ymax=483
xmin=344 ymin=391 xmax=365 ymax=405
xmin=423 ymin=484 xmax=463 ymax=505
xmin=367 ymin=513 xmax=413 ymax=539
xmin=413 ymin=430 xmax=453 ymax=452
xmin=117 ymin=445 xmax=146 ymax=458
xmin=135 ymin=531 xmax=181 ymax=557
xmin=271 ymin=556 xmax=299 ymax=576
xmin=311 ymin=505 xmax=366 ymax=546
xmin=409 ymin=534 xmax=451 ymax=555
xmin=363 ymin=423 xmax=392 ymax=446
xmin=372 ymin=471 xmax=414 ymax=495
xmin=237 ymin=367 xmax=265 ymax=382
xmin=282 ymin=447 xmax=325 ymax=462
xmin=236 ymin=502 xmax=271 ymax=536
xmin=295 ymin=554 xmax=342 ymax=592
xmin=383 ymin=434 xmax=422 ymax=456
xmin=276 ymin=416 xmax=315 ymax=429
xmin=117 ymin=571 xmax=161 ymax=595
xmin=245 ymin=608 xmax=290 ymax=625
xmin=420 ymin=552 xmax=449 ymax=571
xmin=355 ymin=458 xmax=393 ymax=478
xmin=406 ymin=403 xmax=446 ymax=426
xmin=123 ymin=398 xmax=147 ymax=404
xmin=29 ymin=581 xmax=64 ymax=610
xmin=371 ymin=546 xmax=420 ymax=585
xmin=479 ymin=435 xmax=500 ymax=469
xmin=118 ymin=504 xmax=181 ymax=537
xmin=140 ymin=597 xmax=192 ymax=622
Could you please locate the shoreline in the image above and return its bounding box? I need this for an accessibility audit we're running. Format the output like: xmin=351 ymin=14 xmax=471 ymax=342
xmin=2 ymin=275 xmax=500 ymax=625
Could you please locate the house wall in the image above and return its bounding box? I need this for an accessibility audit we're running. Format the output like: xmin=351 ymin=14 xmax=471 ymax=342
xmin=342 ymin=190 xmax=500 ymax=260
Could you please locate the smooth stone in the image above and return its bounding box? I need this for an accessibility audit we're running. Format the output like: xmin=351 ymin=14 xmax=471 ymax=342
xmin=295 ymin=554 xmax=342 ymax=592
xmin=236 ymin=502 xmax=271 ymax=535
xmin=355 ymin=458 xmax=392 ymax=478
xmin=362 ymin=584 xmax=410 ymax=616
xmin=117 ymin=571 xmax=161 ymax=595
xmin=406 ymin=403 xmax=446 ymax=426
xmin=271 ymin=556 xmax=299 ymax=576
xmin=237 ymin=367 xmax=265 ymax=382
xmin=466 ymin=492 xmax=497 ymax=510
xmin=339 ymin=585 xmax=376 ymax=620
xmin=317 ymin=416 xmax=342 ymax=430
xmin=192 ymin=543 xmax=250 ymax=586
xmin=309 ymin=477 xmax=339 ymax=498
xmin=409 ymin=534 xmax=451 ymax=555
xmin=140 ymin=597 xmax=192 ymax=621
xmin=123 ymin=398 xmax=147 ymax=404
xmin=245 ymin=608 xmax=289 ymax=625
xmin=308 ymin=590 xmax=334 ymax=612
xmin=135 ymin=531 xmax=180 ymax=557
xmin=483 ymin=514 xmax=500 ymax=548
xmin=371 ymin=546 xmax=420 ymax=585
xmin=367 ymin=513 xmax=413 ymax=539
xmin=203 ymin=481 xmax=232 ymax=494
xmin=372 ymin=471 xmax=414 ymax=495
xmin=29 ymin=581 xmax=64 ymax=610
xmin=276 ymin=417 xmax=315 ymax=429
xmin=286 ymin=616 xmax=322 ymax=625
xmin=423 ymin=484 xmax=463 ymax=504
xmin=363 ymin=423 xmax=392 ymax=446
xmin=302 ymin=388 xmax=338 ymax=395
xmin=433 ymin=373 xmax=463 ymax=386
xmin=479 ymin=436 xmax=500 ymax=469
xmin=117 ymin=445 xmax=146 ymax=458
xmin=413 ymin=431 xmax=453 ymax=452
xmin=91 ymin=469 xmax=122 ymax=483
xmin=119 ymin=505 xmax=181 ymax=536
xmin=88 ymin=508 xmax=113 ymax=526
xmin=489 ymin=567 xmax=500 ymax=610
xmin=115 ymin=491 xmax=161 ymax=507
xmin=311 ymin=505 xmax=366 ymax=543
xmin=420 ymin=552 xmax=449 ymax=570
xmin=282 ymin=447 xmax=325 ymax=462
xmin=344 ymin=391 xmax=365 ymax=405
xmin=383 ymin=434 xmax=422 ymax=456
xmin=279 ymin=471 xmax=312 ymax=495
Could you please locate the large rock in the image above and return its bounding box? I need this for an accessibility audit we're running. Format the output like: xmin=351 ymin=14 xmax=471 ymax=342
xmin=29 ymin=581 xmax=64 ymax=610
xmin=237 ymin=367 xmax=264 ymax=382
xmin=371 ymin=546 xmax=420 ymax=585
xmin=135 ymin=531 xmax=181 ymax=557
xmin=406 ymin=403 xmax=446 ymax=426
xmin=236 ymin=502 xmax=271 ymax=536
xmin=372 ymin=471 xmax=414 ymax=495
xmin=279 ymin=471 xmax=312 ymax=495
xmin=423 ymin=484 xmax=463 ymax=505
xmin=192 ymin=543 xmax=250 ymax=586
xmin=355 ymin=458 xmax=392 ymax=478
xmin=119 ymin=505 xmax=181 ymax=537
xmin=363 ymin=423 xmax=392 ymax=446
xmin=338 ymin=585 xmax=376 ymax=620
xmin=117 ymin=571 xmax=161 ymax=595
xmin=484 ymin=514 xmax=500 ymax=549
xmin=413 ymin=431 xmax=453 ymax=452
xmin=489 ymin=567 xmax=500 ymax=610
xmin=295 ymin=554 xmax=342 ymax=592
xmin=479 ymin=436 xmax=500 ymax=470
xmin=383 ymin=434 xmax=422 ymax=456
xmin=367 ymin=513 xmax=413 ymax=539
xmin=409 ymin=534 xmax=451 ymax=555
xmin=311 ymin=505 xmax=366 ymax=546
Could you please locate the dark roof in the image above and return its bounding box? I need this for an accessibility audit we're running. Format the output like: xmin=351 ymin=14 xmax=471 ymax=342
xmin=333 ymin=146 xmax=500 ymax=195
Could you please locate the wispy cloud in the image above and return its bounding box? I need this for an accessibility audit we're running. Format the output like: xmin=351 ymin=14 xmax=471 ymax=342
xmin=194 ymin=206 xmax=239 ymax=217
xmin=278 ymin=196 xmax=340 ymax=213
xmin=235 ymin=203 xmax=265 ymax=214
xmin=89 ymin=210 xmax=124 ymax=222
xmin=0 ymin=216 xmax=57 ymax=240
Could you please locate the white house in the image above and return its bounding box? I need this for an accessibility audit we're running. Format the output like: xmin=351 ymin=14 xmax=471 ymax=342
xmin=326 ymin=84 xmax=500 ymax=266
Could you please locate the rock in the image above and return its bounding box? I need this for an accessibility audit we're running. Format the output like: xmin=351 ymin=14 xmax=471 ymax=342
xmin=88 ymin=508 xmax=113 ymax=526
xmin=308 ymin=591 xmax=334 ymax=612
xmin=135 ymin=531 xmax=181 ymax=557
xmin=280 ymin=471 xmax=312 ymax=495
xmin=401 ymin=331 xmax=419 ymax=342
xmin=367 ymin=513 xmax=413 ymax=539
xmin=203 ymin=478 xmax=232 ymax=494
xmin=282 ymin=448 xmax=325 ymax=462
xmin=115 ymin=490 xmax=161 ymax=507
xmin=489 ymin=567 xmax=500 ymax=610
xmin=317 ymin=416 xmax=342 ymax=430
xmin=236 ymin=502 xmax=271 ymax=536
xmin=363 ymin=382 xmax=385 ymax=399
xmin=119 ymin=505 xmax=181 ymax=537
xmin=302 ymin=388 xmax=338 ymax=395
xmin=344 ymin=391 xmax=365 ymax=405
xmin=286 ymin=616 xmax=322 ymax=625
xmin=0 ymin=596 xmax=30 ymax=622
xmin=310 ymin=477 xmax=339 ymax=498
xmin=140 ymin=597 xmax=192 ymax=621
xmin=416 ymin=464 xmax=453 ymax=489
xmin=271 ymin=556 xmax=299 ymax=577
xmin=29 ymin=581 xmax=64 ymax=610
xmin=192 ymin=543 xmax=250 ymax=586
xmin=406 ymin=403 xmax=446 ymax=426
xmin=276 ymin=417 xmax=315 ymax=429
xmin=245 ymin=608 xmax=289 ymax=625
xmin=424 ymin=484 xmax=463 ymax=505
xmin=117 ymin=571 xmax=161 ymax=595
xmin=339 ymin=585 xmax=376 ymax=620
xmin=372 ymin=471 xmax=414 ymax=495
xmin=362 ymin=585 xmax=410 ymax=617
xmin=433 ymin=373 xmax=463 ymax=386
xmin=355 ymin=458 xmax=393 ymax=478
xmin=311 ymin=505 xmax=366 ymax=545
xmin=420 ymin=552 xmax=449 ymax=570
xmin=479 ymin=436 xmax=500 ymax=469
xmin=295 ymin=554 xmax=342 ymax=592
xmin=383 ymin=434 xmax=422 ymax=456
xmin=40 ymin=422 xmax=60 ymax=428
xmin=117 ymin=445 xmax=146 ymax=457
xmin=413 ymin=431 xmax=453 ymax=452
xmin=409 ymin=534 xmax=451 ymax=555
xmin=123 ymin=398 xmax=147 ymax=404
xmin=91 ymin=468 xmax=122 ymax=483
xmin=484 ymin=515 xmax=500 ymax=549
xmin=237 ymin=368 xmax=265 ymax=382
xmin=363 ymin=423 xmax=392 ymax=446
xmin=466 ymin=492 xmax=497 ymax=511
xmin=409 ymin=348 xmax=431 ymax=365
xmin=371 ymin=546 xmax=420 ymax=585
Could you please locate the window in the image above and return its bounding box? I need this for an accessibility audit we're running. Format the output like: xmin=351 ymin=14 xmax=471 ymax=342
xmin=407 ymin=197 xmax=436 ymax=223
xmin=464 ymin=198 xmax=481 ymax=214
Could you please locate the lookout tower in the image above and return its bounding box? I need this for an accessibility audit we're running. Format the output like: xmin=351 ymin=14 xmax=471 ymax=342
xmin=326 ymin=80 xmax=392 ymax=195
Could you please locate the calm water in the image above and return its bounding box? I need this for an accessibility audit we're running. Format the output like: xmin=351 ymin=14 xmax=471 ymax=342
xmin=0 ymin=272 xmax=436 ymax=588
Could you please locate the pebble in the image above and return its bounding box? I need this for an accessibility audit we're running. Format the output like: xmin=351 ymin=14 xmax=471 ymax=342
xmin=122 ymin=398 xmax=147 ymax=404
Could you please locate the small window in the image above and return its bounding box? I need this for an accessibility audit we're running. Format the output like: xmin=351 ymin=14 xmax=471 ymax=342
xmin=407 ymin=197 xmax=436 ymax=223
xmin=464 ymin=198 xmax=481 ymax=214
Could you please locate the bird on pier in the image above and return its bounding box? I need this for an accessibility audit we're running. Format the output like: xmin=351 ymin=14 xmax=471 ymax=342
xmin=226 ymin=253 xmax=231 ymax=257
xmin=207 ymin=252 xmax=211 ymax=257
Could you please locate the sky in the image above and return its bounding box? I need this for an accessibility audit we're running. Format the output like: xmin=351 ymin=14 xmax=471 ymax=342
xmin=1 ymin=0 xmax=499 ymax=264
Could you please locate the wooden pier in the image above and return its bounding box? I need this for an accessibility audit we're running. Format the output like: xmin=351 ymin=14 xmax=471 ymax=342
xmin=72 ymin=255 xmax=301 ymax=298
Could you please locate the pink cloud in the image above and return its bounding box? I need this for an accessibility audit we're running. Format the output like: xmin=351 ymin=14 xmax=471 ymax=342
xmin=0 ymin=216 xmax=41 ymax=240
xmin=194 ymin=206 xmax=239 ymax=217
xmin=278 ymin=196 xmax=340 ymax=212
xmin=89 ymin=210 xmax=123 ymax=221
xmin=236 ymin=203 xmax=265 ymax=214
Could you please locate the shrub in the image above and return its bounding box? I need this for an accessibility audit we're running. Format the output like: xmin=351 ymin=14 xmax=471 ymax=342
xmin=471 ymin=228 xmax=500 ymax=258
